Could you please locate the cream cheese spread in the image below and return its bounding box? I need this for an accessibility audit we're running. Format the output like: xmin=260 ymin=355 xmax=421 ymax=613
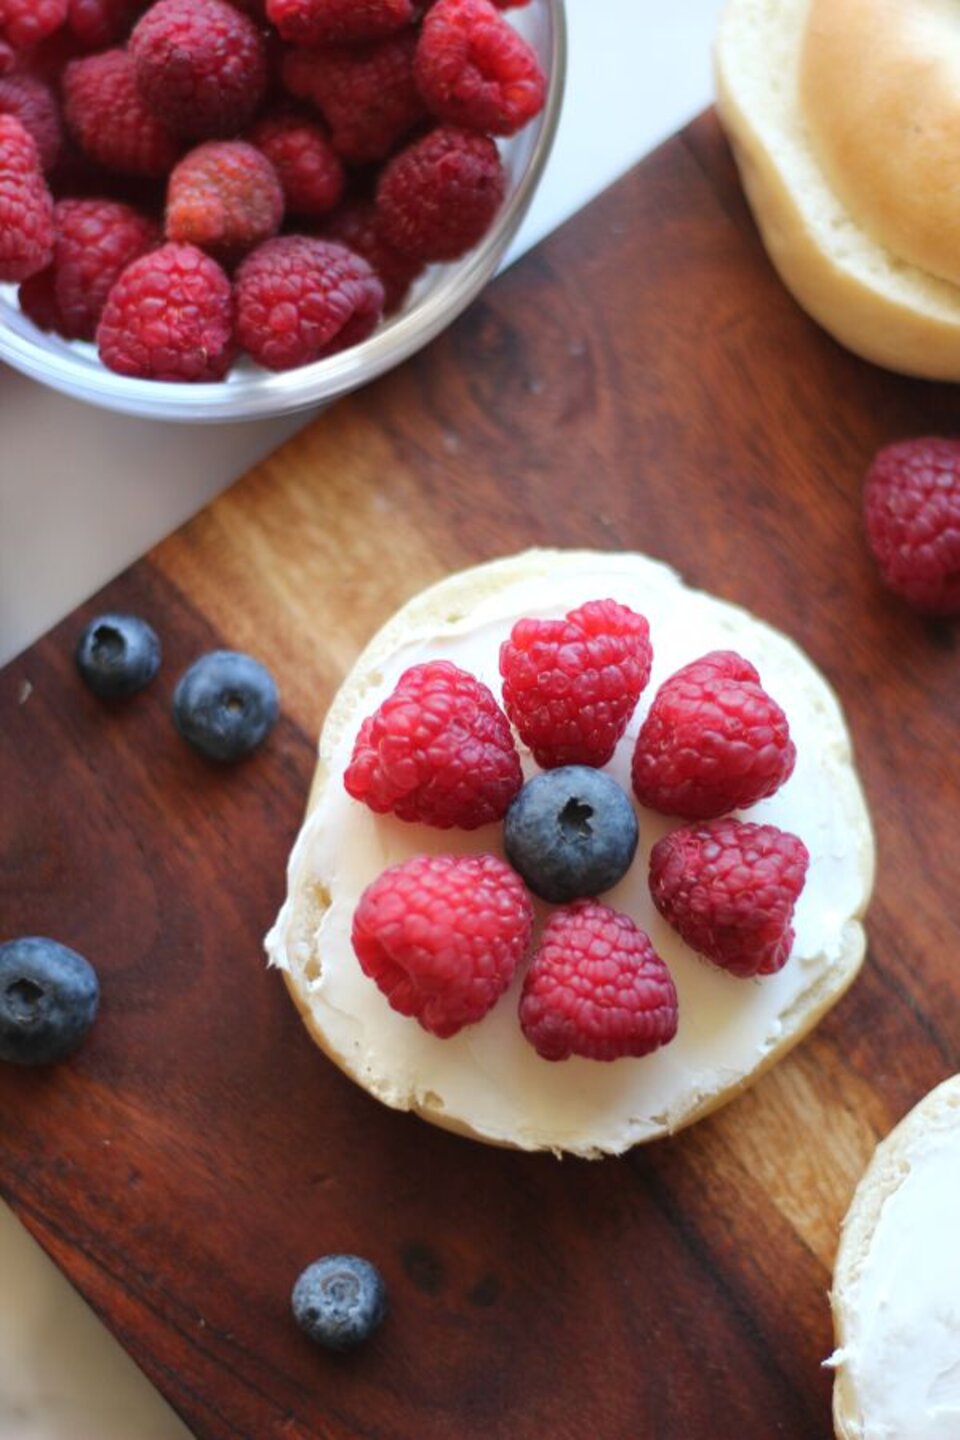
xmin=832 ymin=1079 xmax=960 ymax=1439
xmin=266 ymin=551 xmax=874 ymax=1155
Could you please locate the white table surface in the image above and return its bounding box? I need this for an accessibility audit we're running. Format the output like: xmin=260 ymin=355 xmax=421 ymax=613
xmin=0 ymin=5 xmax=724 ymax=1435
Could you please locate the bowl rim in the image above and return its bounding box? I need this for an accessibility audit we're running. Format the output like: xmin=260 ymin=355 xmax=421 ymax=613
xmin=0 ymin=1 xmax=568 ymax=424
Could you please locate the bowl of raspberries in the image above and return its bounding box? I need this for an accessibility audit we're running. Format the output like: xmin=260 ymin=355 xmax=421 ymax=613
xmin=0 ymin=0 xmax=565 ymax=421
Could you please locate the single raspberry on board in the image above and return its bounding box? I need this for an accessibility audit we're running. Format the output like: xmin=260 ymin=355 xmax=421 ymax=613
xmin=235 ymin=235 xmax=383 ymax=370
xmin=282 ymin=32 xmax=425 ymax=166
xmin=0 ymin=0 xmax=67 ymax=50
xmin=248 ymin=110 xmax=344 ymax=218
xmin=130 ymin=0 xmax=267 ymax=140
xmin=649 ymin=817 xmax=809 ymax=979
xmin=322 ymin=197 xmax=423 ymax=313
xmin=416 ymin=0 xmax=546 ymax=136
xmin=0 ymin=74 xmax=62 ymax=171
xmin=863 ymin=437 xmax=960 ymax=615
xmin=344 ymin=659 xmax=523 ymax=828
xmin=267 ymin=0 xmax=414 ymax=46
xmin=97 ymin=240 xmax=234 ymax=380
xmin=166 ymin=141 xmax=283 ymax=258
xmin=376 ymin=123 xmax=504 ymax=261
xmin=519 ymin=900 xmax=679 ymax=1063
xmin=0 ymin=115 xmax=54 ymax=281
xmin=500 ymin=599 xmax=653 ymax=770
xmin=352 ymin=852 xmax=534 ymax=1038
xmin=68 ymin=0 xmax=148 ymax=48
xmin=63 ymin=48 xmax=180 ymax=177
xmin=28 ymin=197 xmax=159 ymax=340
xmin=632 ymin=650 xmax=796 ymax=819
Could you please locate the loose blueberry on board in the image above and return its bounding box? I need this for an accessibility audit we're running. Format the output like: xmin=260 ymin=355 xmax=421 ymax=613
xmin=504 ymin=766 xmax=639 ymax=904
xmin=75 ymin=613 xmax=161 ymax=698
xmin=0 ymin=937 xmax=100 ymax=1066
xmin=172 ymin=650 xmax=279 ymax=762
xmin=292 ymin=1255 xmax=387 ymax=1351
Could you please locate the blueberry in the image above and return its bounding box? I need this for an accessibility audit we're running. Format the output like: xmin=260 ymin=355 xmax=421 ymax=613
xmin=75 ymin=613 xmax=161 ymax=698
xmin=172 ymin=650 xmax=279 ymax=762
xmin=292 ymin=1255 xmax=387 ymax=1351
xmin=504 ymin=766 xmax=639 ymax=904
xmin=0 ymin=937 xmax=100 ymax=1066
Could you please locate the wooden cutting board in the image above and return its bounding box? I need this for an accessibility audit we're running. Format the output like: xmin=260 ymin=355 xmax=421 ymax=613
xmin=2 ymin=112 xmax=959 ymax=1440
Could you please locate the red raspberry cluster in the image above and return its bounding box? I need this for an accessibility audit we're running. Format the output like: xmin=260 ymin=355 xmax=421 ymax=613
xmin=0 ymin=0 xmax=546 ymax=381
xmin=343 ymin=594 xmax=808 ymax=1055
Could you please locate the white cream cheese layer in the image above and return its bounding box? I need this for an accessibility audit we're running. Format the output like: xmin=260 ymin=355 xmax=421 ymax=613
xmin=266 ymin=552 xmax=874 ymax=1155
xmin=833 ymin=1085 xmax=960 ymax=1440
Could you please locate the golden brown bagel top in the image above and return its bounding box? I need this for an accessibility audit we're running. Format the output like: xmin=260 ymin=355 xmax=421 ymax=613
xmin=800 ymin=0 xmax=960 ymax=288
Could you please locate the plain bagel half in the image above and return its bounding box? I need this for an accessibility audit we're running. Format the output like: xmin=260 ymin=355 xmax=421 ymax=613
xmin=716 ymin=0 xmax=960 ymax=380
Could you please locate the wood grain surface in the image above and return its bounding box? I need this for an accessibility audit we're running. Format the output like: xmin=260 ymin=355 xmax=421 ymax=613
xmin=2 ymin=112 xmax=959 ymax=1439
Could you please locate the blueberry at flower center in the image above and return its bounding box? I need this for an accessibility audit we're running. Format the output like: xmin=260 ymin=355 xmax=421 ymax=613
xmin=559 ymin=797 xmax=593 ymax=840
xmin=504 ymin=766 xmax=639 ymax=904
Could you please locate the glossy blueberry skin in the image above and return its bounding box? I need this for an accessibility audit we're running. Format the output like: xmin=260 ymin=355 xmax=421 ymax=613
xmin=292 ymin=1255 xmax=387 ymax=1351
xmin=172 ymin=650 xmax=279 ymax=762
xmin=0 ymin=937 xmax=100 ymax=1066
xmin=504 ymin=766 xmax=639 ymax=904
xmin=75 ymin=613 xmax=161 ymax=698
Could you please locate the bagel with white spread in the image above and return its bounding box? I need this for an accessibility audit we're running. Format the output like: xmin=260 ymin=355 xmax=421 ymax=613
xmin=716 ymin=0 xmax=960 ymax=379
xmin=831 ymin=1075 xmax=960 ymax=1439
xmin=265 ymin=550 xmax=874 ymax=1156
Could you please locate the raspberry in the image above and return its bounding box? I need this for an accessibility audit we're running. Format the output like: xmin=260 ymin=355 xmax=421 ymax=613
xmin=18 ymin=264 xmax=60 ymax=330
xmin=375 ymin=124 xmax=504 ymax=261
xmin=649 ymin=818 xmax=810 ymax=979
xmin=63 ymin=48 xmax=180 ymax=177
xmin=166 ymin=141 xmax=283 ymax=259
xmin=282 ymin=33 xmax=425 ymax=166
xmin=0 ymin=0 xmax=68 ymax=50
xmin=235 ymin=235 xmax=383 ymax=371
xmin=97 ymin=240 xmax=234 ymax=381
xmin=343 ymin=659 xmax=522 ymax=828
xmin=499 ymin=599 xmax=653 ymax=770
xmin=352 ymin=853 xmax=533 ymax=1038
xmin=14 ymin=25 xmax=84 ymax=82
xmin=519 ymin=901 xmax=679 ymax=1063
xmin=322 ymin=197 xmax=423 ymax=313
xmin=0 ymin=74 xmax=62 ymax=171
xmin=29 ymin=198 xmax=159 ymax=340
xmin=416 ymin=0 xmax=546 ymax=136
xmin=863 ymin=437 xmax=960 ymax=615
xmin=0 ymin=115 xmax=54 ymax=281
xmin=248 ymin=110 xmax=344 ymax=218
xmin=267 ymin=0 xmax=414 ymax=47
xmin=68 ymin=0 xmax=148 ymax=47
xmin=130 ymin=0 xmax=268 ymax=140
xmin=632 ymin=651 xmax=796 ymax=819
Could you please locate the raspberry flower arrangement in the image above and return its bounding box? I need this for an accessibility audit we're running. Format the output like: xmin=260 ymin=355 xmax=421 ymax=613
xmin=0 ymin=0 xmax=548 ymax=382
xmin=341 ymin=597 xmax=807 ymax=1063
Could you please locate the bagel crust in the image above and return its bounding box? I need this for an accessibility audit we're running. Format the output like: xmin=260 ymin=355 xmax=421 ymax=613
xmin=801 ymin=0 xmax=960 ymax=289
xmin=266 ymin=550 xmax=874 ymax=1156
xmin=716 ymin=0 xmax=960 ymax=381
xmin=831 ymin=1076 xmax=960 ymax=1439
